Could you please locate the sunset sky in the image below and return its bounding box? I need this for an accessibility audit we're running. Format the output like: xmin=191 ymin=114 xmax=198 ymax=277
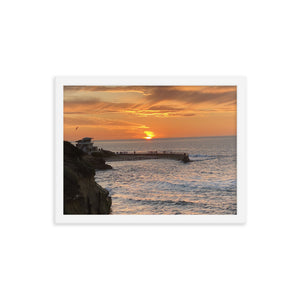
xmin=64 ymin=86 xmax=236 ymax=141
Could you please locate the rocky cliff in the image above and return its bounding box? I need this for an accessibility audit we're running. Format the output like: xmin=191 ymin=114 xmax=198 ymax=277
xmin=64 ymin=141 xmax=112 ymax=214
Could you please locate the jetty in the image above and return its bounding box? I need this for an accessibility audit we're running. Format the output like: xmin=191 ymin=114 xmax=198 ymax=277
xmin=106 ymin=151 xmax=190 ymax=163
xmin=74 ymin=137 xmax=190 ymax=163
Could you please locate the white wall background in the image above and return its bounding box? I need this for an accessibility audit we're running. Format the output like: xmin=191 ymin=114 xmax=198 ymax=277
xmin=1 ymin=1 xmax=299 ymax=299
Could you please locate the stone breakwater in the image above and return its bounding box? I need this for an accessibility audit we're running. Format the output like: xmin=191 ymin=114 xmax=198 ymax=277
xmin=106 ymin=152 xmax=191 ymax=163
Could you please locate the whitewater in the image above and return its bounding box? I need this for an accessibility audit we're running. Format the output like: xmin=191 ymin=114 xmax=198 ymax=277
xmin=94 ymin=136 xmax=236 ymax=215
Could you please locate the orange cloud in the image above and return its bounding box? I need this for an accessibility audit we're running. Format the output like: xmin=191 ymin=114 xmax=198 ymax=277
xmin=63 ymin=85 xmax=237 ymax=140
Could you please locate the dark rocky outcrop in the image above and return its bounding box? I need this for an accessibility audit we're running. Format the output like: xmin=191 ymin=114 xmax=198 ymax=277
xmin=64 ymin=141 xmax=112 ymax=214
xmin=84 ymin=155 xmax=113 ymax=170
xmin=92 ymin=149 xmax=116 ymax=158
xmin=182 ymin=153 xmax=191 ymax=163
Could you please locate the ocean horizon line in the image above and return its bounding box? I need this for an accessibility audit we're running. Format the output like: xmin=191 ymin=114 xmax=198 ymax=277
xmin=68 ymin=135 xmax=236 ymax=143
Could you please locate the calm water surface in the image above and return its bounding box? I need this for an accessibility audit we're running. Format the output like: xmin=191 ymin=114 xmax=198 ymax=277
xmin=94 ymin=136 xmax=236 ymax=215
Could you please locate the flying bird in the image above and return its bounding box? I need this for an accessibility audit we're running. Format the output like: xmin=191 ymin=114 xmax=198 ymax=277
xmin=75 ymin=126 xmax=79 ymax=130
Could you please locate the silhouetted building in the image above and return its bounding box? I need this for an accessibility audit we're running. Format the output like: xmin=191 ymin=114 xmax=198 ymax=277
xmin=75 ymin=137 xmax=98 ymax=153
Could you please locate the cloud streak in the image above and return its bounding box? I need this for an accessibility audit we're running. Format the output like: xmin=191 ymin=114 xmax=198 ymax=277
xmin=64 ymin=115 xmax=149 ymax=129
xmin=64 ymin=85 xmax=236 ymax=117
xmin=64 ymin=85 xmax=237 ymax=140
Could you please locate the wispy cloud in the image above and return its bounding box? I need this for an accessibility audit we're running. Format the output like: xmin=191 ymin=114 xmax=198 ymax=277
xmin=64 ymin=115 xmax=149 ymax=129
xmin=64 ymin=85 xmax=236 ymax=119
xmin=64 ymin=86 xmax=151 ymax=95
xmin=64 ymin=86 xmax=237 ymax=140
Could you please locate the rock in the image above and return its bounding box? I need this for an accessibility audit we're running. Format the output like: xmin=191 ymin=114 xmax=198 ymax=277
xmin=83 ymin=155 xmax=113 ymax=170
xmin=92 ymin=149 xmax=116 ymax=157
xmin=182 ymin=153 xmax=191 ymax=163
xmin=64 ymin=141 xmax=111 ymax=214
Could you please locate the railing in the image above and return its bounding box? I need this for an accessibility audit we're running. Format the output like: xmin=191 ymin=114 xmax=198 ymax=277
xmin=116 ymin=151 xmax=188 ymax=155
xmin=105 ymin=150 xmax=190 ymax=162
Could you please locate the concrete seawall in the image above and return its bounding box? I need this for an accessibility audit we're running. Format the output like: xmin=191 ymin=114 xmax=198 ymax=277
xmin=106 ymin=152 xmax=190 ymax=163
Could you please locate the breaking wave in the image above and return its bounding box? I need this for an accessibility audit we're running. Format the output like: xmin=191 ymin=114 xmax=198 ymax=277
xmin=95 ymin=136 xmax=237 ymax=215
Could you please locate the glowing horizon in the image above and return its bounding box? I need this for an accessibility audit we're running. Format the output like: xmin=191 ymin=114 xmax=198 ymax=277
xmin=64 ymin=85 xmax=237 ymax=141
xmin=143 ymin=131 xmax=155 ymax=140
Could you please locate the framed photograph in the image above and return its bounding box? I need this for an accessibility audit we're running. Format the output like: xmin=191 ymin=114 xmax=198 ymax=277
xmin=55 ymin=76 xmax=246 ymax=224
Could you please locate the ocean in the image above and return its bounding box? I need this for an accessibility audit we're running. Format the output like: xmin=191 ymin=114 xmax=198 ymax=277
xmin=94 ymin=136 xmax=237 ymax=215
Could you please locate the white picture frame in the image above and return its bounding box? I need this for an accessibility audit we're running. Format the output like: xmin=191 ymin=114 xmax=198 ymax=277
xmin=55 ymin=76 xmax=246 ymax=224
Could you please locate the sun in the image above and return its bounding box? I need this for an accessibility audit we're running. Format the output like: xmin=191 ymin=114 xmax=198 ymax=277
xmin=144 ymin=131 xmax=155 ymax=140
